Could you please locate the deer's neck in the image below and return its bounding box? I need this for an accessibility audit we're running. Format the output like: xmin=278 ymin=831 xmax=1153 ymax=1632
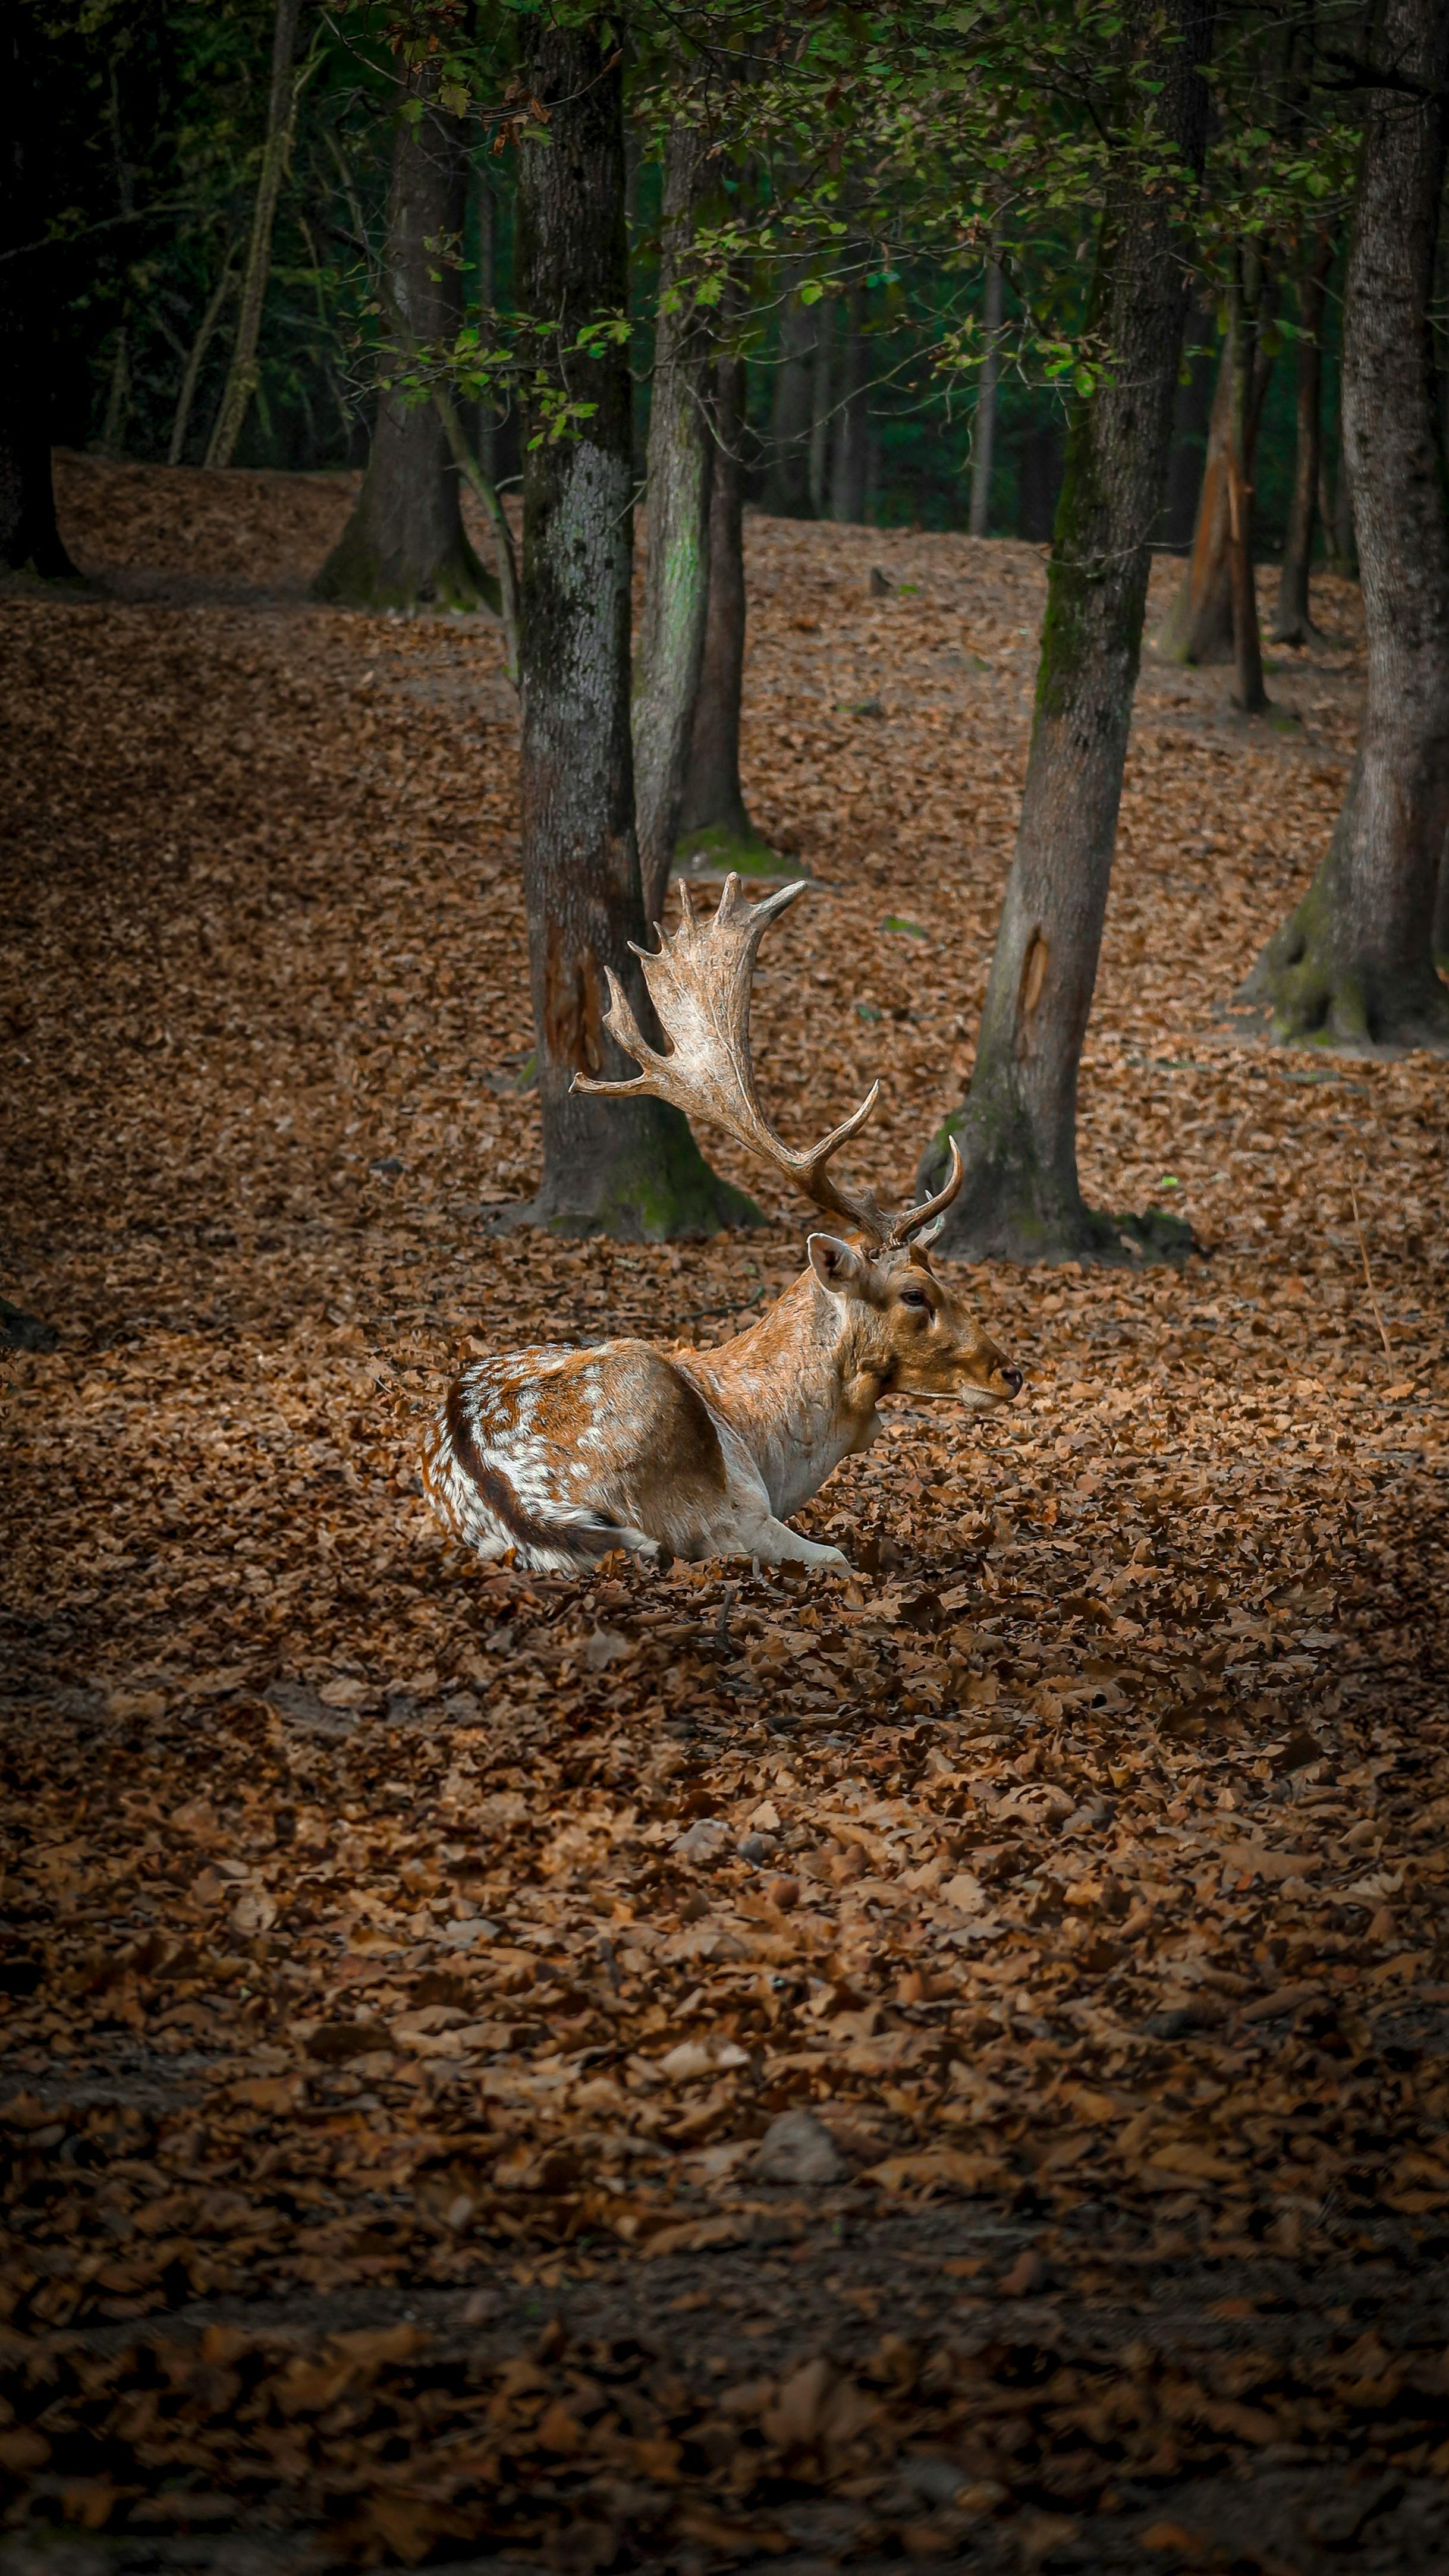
xmin=677 ymin=1271 xmax=884 ymax=1518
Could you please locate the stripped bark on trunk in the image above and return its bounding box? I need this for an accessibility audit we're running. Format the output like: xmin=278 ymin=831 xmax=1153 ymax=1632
xmin=205 ymin=0 xmax=303 ymax=470
xmin=313 ymin=64 xmax=493 ymax=612
xmin=917 ymin=0 xmax=1213 ymax=1265
xmin=1158 ymin=331 xmax=1274 ymax=663
xmin=634 ymin=120 xmax=715 ymax=926
xmin=1243 ymin=0 xmax=1449 ymax=1053
xmin=508 ymin=26 xmax=753 ymax=1240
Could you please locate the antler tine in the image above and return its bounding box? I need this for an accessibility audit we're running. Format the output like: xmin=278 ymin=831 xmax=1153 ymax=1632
xmin=885 ymin=1134 xmax=964 ymax=1249
xmin=573 ymin=872 xmax=889 ymax=1244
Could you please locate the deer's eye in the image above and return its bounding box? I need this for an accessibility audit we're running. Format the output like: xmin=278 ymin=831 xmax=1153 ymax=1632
xmin=899 ymin=1287 xmax=932 ymax=1313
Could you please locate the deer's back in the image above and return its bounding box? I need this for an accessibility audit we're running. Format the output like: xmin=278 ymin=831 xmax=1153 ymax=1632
xmin=422 ymin=1340 xmax=734 ymax=1569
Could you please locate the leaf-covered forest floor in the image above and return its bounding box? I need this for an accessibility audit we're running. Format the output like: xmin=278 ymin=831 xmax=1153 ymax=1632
xmin=2 ymin=451 xmax=1448 ymax=2574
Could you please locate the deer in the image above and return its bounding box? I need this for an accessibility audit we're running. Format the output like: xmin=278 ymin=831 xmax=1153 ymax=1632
xmin=422 ymin=875 xmax=1022 ymax=1574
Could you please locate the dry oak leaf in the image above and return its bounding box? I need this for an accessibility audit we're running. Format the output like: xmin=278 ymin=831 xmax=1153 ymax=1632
xmin=865 ymin=2148 xmax=1005 ymax=2197
xmin=658 ymin=2036 xmax=750 ymax=2083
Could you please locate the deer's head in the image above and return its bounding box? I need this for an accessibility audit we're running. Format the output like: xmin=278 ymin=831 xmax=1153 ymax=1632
xmin=806 ymin=1234 xmax=1022 ymax=1410
xmin=573 ymin=872 xmax=1020 ymax=1413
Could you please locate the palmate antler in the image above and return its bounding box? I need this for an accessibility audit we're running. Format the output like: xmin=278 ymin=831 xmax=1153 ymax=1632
xmin=572 ymin=874 xmax=963 ymax=1250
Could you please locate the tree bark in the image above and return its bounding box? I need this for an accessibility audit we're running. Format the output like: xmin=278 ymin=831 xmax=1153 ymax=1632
xmin=205 ymin=0 xmax=303 ymax=470
xmin=809 ymin=300 xmax=833 ymax=518
xmin=634 ymin=120 xmax=716 ymax=927
xmin=1160 ymin=299 xmax=1217 ymax=548
xmin=313 ymin=65 xmax=493 ymax=611
xmin=1242 ymin=0 xmax=1449 ymax=1053
xmin=829 ymin=278 xmax=872 ymax=523
xmin=969 ymin=258 xmax=1003 ymax=537
xmin=917 ymin=0 xmax=1213 ymax=1265
xmin=1225 ymin=250 xmax=1268 ymax=713
xmin=1158 ymin=328 xmax=1275 ymax=663
xmin=1271 ymin=236 xmax=1331 ymax=643
xmin=764 ymin=266 xmax=816 ymax=517
xmin=0 ymin=7 xmax=78 ymax=577
xmin=168 ymin=257 xmax=237 ymax=465
xmin=508 ymin=24 xmax=754 ymax=1240
xmin=677 ymin=345 xmax=779 ymax=877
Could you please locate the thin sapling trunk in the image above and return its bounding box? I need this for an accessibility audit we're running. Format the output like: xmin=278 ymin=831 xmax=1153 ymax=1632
xmin=205 ymin=0 xmax=303 ymax=469
xmin=969 ymin=257 xmax=1004 ymax=537
xmin=1225 ymin=249 xmax=1268 ymax=713
xmin=1271 ymin=235 xmax=1331 ymax=645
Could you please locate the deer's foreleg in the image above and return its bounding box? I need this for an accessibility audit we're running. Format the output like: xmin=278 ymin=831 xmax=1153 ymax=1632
xmin=736 ymin=1512 xmax=850 ymax=1574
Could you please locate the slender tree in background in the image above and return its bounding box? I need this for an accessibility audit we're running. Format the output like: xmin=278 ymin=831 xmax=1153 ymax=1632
xmin=0 ymin=9 xmax=78 ymax=577
xmin=969 ymin=256 xmax=1003 ymax=537
xmin=313 ymin=58 xmax=494 ymax=612
xmin=917 ymin=0 xmax=1214 ymax=1263
xmin=828 ymin=273 xmax=872 ymax=522
xmin=508 ymin=21 xmax=751 ymax=1239
xmin=634 ymin=119 xmax=716 ymax=926
xmin=205 ymin=0 xmax=304 ymax=469
xmin=765 ymin=263 xmax=816 ymax=516
xmin=678 ymin=339 xmax=781 ymax=877
xmin=1224 ymin=243 xmax=1268 ymax=711
xmin=1243 ymin=0 xmax=1449 ymax=1052
xmin=1270 ymin=232 xmax=1332 ymax=644
xmin=1160 ymin=295 xmax=1217 ymax=547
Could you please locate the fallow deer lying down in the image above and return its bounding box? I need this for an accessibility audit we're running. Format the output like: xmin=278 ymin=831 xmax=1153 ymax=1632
xmin=423 ymin=876 xmax=1021 ymax=1572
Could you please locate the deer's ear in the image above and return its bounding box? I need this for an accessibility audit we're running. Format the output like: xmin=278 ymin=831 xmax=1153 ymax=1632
xmin=807 ymin=1232 xmax=868 ymax=1297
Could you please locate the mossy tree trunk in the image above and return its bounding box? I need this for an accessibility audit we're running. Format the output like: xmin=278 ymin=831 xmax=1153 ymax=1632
xmin=917 ymin=0 xmax=1212 ymax=1266
xmin=634 ymin=119 xmax=715 ymax=928
xmin=508 ymin=24 xmax=755 ymax=1241
xmin=1271 ymin=234 xmax=1332 ymax=645
xmin=1242 ymin=0 xmax=1449 ymax=1055
xmin=312 ymin=62 xmax=493 ymax=614
xmin=0 ymin=8 xmax=77 ymax=579
xmin=204 ymin=0 xmax=302 ymax=471
xmin=678 ymin=340 xmax=780 ymax=878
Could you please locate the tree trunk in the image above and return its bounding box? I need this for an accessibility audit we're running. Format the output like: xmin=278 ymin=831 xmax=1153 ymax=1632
xmin=1157 ymin=350 xmax=1233 ymax=659
xmin=809 ymin=300 xmax=833 ymax=518
xmin=205 ymin=0 xmax=303 ymax=470
xmin=678 ymin=345 xmax=779 ymax=877
xmin=917 ymin=0 xmax=1213 ymax=1265
xmin=507 ymin=24 xmax=754 ymax=1240
xmin=829 ymin=279 xmax=871 ymax=523
xmin=0 ymin=7 xmax=78 ymax=577
xmin=634 ymin=121 xmax=716 ymax=927
xmin=1271 ymin=237 xmax=1331 ymax=643
xmin=969 ymin=258 xmax=1003 ymax=537
xmin=168 ymin=257 xmax=237 ymax=465
xmin=473 ymin=168 xmax=496 ymax=486
xmin=764 ymin=267 xmax=816 ymax=517
xmin=1242 ymin=0 xmax=1449 ymax=1053
xmin=1160 ymin=300 xmax=1217 ymax=548
xmin=312 ymin=64 xmax=494 ymax=612
xmin=1226 ymin=251 xmax=1268 ymax=713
